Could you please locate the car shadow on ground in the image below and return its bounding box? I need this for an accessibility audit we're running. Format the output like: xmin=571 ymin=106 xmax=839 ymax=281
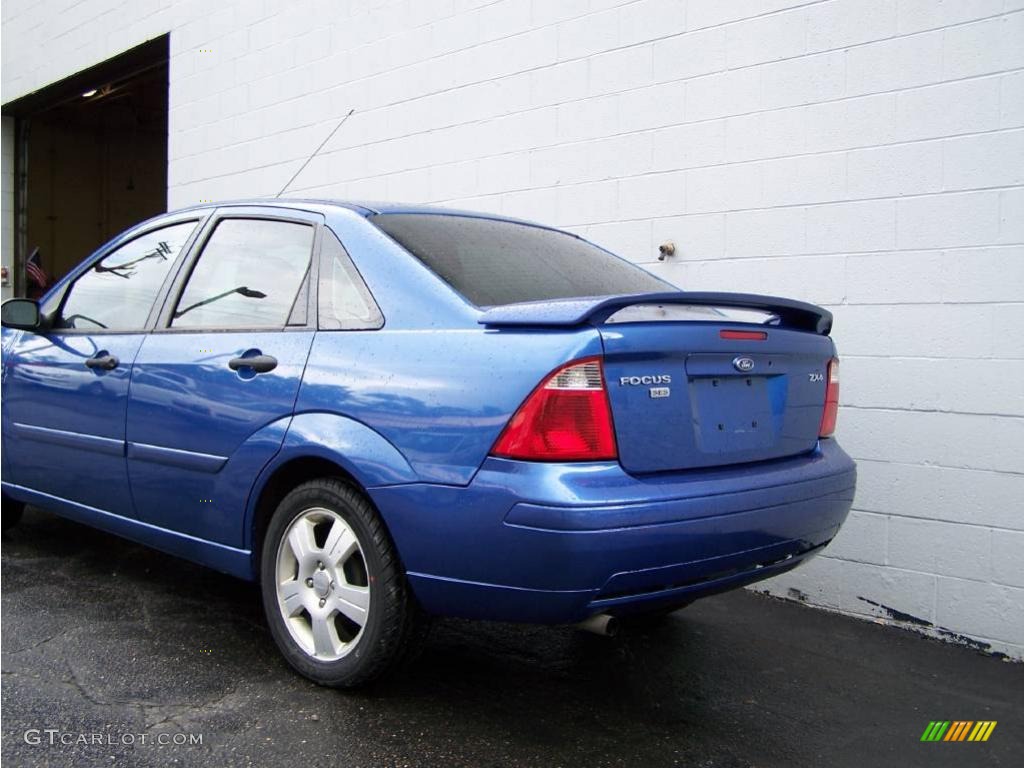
xmin=3 ymin=507 xmax=1022 ymax=768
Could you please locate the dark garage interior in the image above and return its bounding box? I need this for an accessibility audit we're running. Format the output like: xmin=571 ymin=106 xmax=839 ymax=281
xmin=3 ymin=36 xmax=168 ymax=296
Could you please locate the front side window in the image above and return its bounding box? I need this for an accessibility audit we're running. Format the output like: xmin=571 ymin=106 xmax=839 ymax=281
xmin=371 ymin=213 xmax=671 ymax=307
xmin=58 ymin=221 xmax=197 ymax=330
xmin=171 ymin=218 xmax=314 ymax=329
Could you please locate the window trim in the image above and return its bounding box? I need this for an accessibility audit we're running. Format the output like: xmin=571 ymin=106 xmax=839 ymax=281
xmin=43 ymin=213 xmax=208 ymax=337
xmin=152 ymin=207 xmax=324 ymax=334
xmin=286 ymin=262 xmax=312 ymax=327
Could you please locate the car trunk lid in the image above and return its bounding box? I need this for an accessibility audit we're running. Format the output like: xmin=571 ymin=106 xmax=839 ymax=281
xmin=480 ymin=292 xmax=835 ymax=473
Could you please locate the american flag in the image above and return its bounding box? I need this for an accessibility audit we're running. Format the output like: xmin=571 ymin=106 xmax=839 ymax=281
xmin=25 ymin=248 xmax=48 ymax=289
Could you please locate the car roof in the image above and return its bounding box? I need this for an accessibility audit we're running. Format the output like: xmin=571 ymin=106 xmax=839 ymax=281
xmin=169 ymin=199 xmax=551 ymax=229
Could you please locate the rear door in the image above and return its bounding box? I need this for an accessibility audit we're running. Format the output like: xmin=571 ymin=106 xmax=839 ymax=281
xmin=599 ymin=304 xmax=834 ymax=473
xmin=2 ymin=217 xmax=201 ymax=515
xmin=125 ymin=207 xmax=320 ymax=545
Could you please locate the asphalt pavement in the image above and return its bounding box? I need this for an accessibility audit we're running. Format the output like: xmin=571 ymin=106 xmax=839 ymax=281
xmin=2 ymin=506 xmax=1021 ymax=767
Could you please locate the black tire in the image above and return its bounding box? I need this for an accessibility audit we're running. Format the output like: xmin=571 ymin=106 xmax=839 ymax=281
xmin=1 ymin=497 xmax=25 ymax=532
xmin=259 ymin=478 xmax=426 ymax=687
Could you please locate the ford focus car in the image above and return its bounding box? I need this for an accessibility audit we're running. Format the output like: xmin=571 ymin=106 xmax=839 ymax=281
xmin=0 ymin=201 xmax=856 ymax=687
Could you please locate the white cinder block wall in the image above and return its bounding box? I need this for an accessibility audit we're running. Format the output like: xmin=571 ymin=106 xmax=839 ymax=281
xmin=3 ymin=0 xmax=1023 ymax=657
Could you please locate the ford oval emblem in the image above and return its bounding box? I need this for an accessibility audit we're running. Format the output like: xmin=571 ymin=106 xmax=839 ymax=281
xmin=733 ymin=357 xmax=755 ymax=373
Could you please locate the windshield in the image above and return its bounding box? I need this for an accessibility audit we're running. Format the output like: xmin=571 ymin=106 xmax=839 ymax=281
xmin=371 ymin=213 xmax=671 ymax=307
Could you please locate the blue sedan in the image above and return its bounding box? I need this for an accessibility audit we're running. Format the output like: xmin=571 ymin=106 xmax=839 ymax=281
xmin=0 ymin=201 xmax=855 ymax=686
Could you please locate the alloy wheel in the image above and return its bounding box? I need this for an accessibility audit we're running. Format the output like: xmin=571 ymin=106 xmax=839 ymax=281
xmin=275 ymin=507 xmax=370 ymax=661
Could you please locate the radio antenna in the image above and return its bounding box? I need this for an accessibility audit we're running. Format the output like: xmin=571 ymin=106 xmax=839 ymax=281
xmin=275 ymin=108 xmax=355 ymax=198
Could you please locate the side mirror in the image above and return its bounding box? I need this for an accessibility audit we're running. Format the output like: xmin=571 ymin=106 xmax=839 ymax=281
xmin=1 ymin=298 xmax=42 ymax=330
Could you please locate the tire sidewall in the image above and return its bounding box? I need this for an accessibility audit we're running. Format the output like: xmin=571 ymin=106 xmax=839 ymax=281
xmin=260 ymin=482 xmax=390 ymax=686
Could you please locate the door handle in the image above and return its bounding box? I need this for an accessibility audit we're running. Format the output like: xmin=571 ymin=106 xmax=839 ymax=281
xmin=84 ymin=353 xmax=119 ymax=371
xmin=228 ymin=354 xmax=278 ymax=373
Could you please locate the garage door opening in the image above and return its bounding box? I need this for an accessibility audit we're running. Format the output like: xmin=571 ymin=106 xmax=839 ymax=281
xmin=2 ymin=36 xmax=168 ymax=298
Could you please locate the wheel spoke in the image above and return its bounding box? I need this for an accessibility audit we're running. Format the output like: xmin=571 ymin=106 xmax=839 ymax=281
xmin=322 ymin=520 xmax=358 ymax=567
xmin=334 ymin=584 xmax=369 ymax=625
xmin=279 ymin=580 xmax=306 ymax=617
xmin=287 ymin=518 xmax=316 ymax=563
xmin=311 ymin=614 xmax=340 ymax=657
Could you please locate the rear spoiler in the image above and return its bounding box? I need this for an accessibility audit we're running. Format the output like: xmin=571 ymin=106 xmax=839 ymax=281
xmin=478 ymin=292 xmax=833 ymax=335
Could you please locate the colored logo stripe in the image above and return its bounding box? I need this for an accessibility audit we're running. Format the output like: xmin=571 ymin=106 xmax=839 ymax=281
xmin=944 ymin=721 xmax=972 ymax=741
xmin=970 ymin=722 xmax=997 ymax=742
xmin=921 ymin=721 xmax=997 ymax=742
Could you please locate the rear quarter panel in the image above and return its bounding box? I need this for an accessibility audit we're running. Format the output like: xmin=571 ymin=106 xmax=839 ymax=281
xmin=296 ymin=327 xmax=603 ymax=485
xmin=300 ymin=209 xmax=607 ymax=486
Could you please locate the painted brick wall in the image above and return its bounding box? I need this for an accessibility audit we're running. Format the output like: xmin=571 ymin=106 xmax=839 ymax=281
xmin=3 ymin=0 xmax=1023 ymax=657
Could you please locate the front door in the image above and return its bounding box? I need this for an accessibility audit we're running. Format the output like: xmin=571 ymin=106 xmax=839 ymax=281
xmin=126 ymin=208 xmax=320 ymax=546
xmin=2 ymin=219 xmax=201 ymax=517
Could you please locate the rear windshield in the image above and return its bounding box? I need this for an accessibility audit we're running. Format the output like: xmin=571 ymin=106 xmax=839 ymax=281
xmin=371 ymin=213 xmax=670 ymax=306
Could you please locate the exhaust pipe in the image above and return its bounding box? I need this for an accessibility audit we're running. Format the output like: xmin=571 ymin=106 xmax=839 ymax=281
xmin=575 ymin=613 xmax=619 ymax=637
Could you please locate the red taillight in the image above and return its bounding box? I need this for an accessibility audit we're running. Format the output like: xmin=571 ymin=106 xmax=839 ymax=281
xmin=819 ymin=358 xmax=840 ymax=438
xmin=491 ymin=357 xmax=618 ymax=461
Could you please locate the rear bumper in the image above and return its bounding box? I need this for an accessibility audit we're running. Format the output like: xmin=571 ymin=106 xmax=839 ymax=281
xmin=370 ymin=440 xmax=856 ymax=623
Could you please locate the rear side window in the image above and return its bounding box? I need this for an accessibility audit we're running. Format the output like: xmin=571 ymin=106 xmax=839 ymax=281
xmin=171 ymin=218 xmax=313 ymax=329
xmin=317 ymin=229 xmax=383 ymax=330
xmin=58 ymin=221 xmax=197 ymax=331
xmin=371 ymin=213 xmax=669 ymax=307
